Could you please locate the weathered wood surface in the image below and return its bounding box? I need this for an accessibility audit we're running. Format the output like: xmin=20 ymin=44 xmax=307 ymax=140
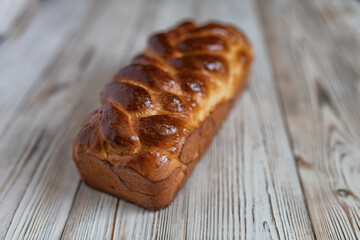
xmin=258 ymin=0 xmax=360 ymax=238
xmin=0 ymin=0 xmax=358 ymax=239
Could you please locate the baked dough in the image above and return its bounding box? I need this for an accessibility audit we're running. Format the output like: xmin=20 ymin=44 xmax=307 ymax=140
xmin=73 ymin=21 xmax=253 ymax=210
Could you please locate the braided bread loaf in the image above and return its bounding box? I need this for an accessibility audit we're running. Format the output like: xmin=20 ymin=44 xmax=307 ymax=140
xmin=73 ymin=21 xmax=253 ymax=210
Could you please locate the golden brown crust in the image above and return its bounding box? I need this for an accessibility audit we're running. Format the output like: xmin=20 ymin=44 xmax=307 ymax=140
xmin=73 ymin=21 xmax=253 ymax=210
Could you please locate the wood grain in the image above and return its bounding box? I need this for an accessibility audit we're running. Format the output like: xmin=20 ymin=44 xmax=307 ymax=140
xmin=257 ymin=0 xmax=360 ymax=238
xmin=0 ymin=0 xmax=359 ymax=238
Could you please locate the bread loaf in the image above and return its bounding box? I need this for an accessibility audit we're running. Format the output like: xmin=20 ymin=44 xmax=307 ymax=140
xmin=73 ymin=21 xmax=253 ymax=210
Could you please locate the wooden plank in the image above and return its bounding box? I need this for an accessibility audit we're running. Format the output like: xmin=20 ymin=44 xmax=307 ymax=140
xmin=0 ymin=0 xmax=99 ymax=238
xmin=313 ymin=0 xmax=360 ymax=73
xmin=0 ymin=0 xmax=317 ymax=239
xmin=0 ymin=0 xmax=37 ymax=35
xmin=221 ymin=0 xmax=315 ymax=238
xmin=257 ymin=0 xmax=360 ymax=238
xmin=0 ymin=0 xmax=94 ymax=135
xmin=60 ymin=183 xmax=118 ymax=240
xmin=64 ymin=0 xmax=196 ymax=239
xmin=315 ymin=0 xmax=360 ymax=35
xmin=108 ymin=0 xmax=314 ymax=238
xmin=60 ymin=0 xmax=161 ymax=238
xmin=1 ymin=0 xmax=144 ymax=239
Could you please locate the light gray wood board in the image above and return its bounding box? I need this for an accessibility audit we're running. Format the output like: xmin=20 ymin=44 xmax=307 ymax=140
xmin=1 ymin=0 xmax=312 ymax=238
xmin=1 ymin=0 xmax=146 ymax=239
xmin=0 ymin=0 xmax=100 ymax=237
xmin=258 ymin=0 xmax=360 ymax=238
xmin=0 ymin=0 xmax=359 ymax=238
xmin=0 ymin=0 xmax=37 ymax=35
xmin=61 ymin=0 xmax=315 ymax=238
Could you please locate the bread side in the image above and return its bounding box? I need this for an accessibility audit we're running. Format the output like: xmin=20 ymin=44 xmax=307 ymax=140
xmin=73 ymin=21 xmax=253 ymax=210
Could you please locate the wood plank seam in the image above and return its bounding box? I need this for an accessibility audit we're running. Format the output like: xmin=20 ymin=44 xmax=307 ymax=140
xmin=253 ymin=2 xmax=319 ymax=238
xmin=256 ymin=0 xmax=360 ymax=238
xmin=58 ymin=181 xmax=81 ymax=239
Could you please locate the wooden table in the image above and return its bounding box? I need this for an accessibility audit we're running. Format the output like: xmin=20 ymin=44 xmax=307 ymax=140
xmin=0 ymin=0 xmax=359 ymax=239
